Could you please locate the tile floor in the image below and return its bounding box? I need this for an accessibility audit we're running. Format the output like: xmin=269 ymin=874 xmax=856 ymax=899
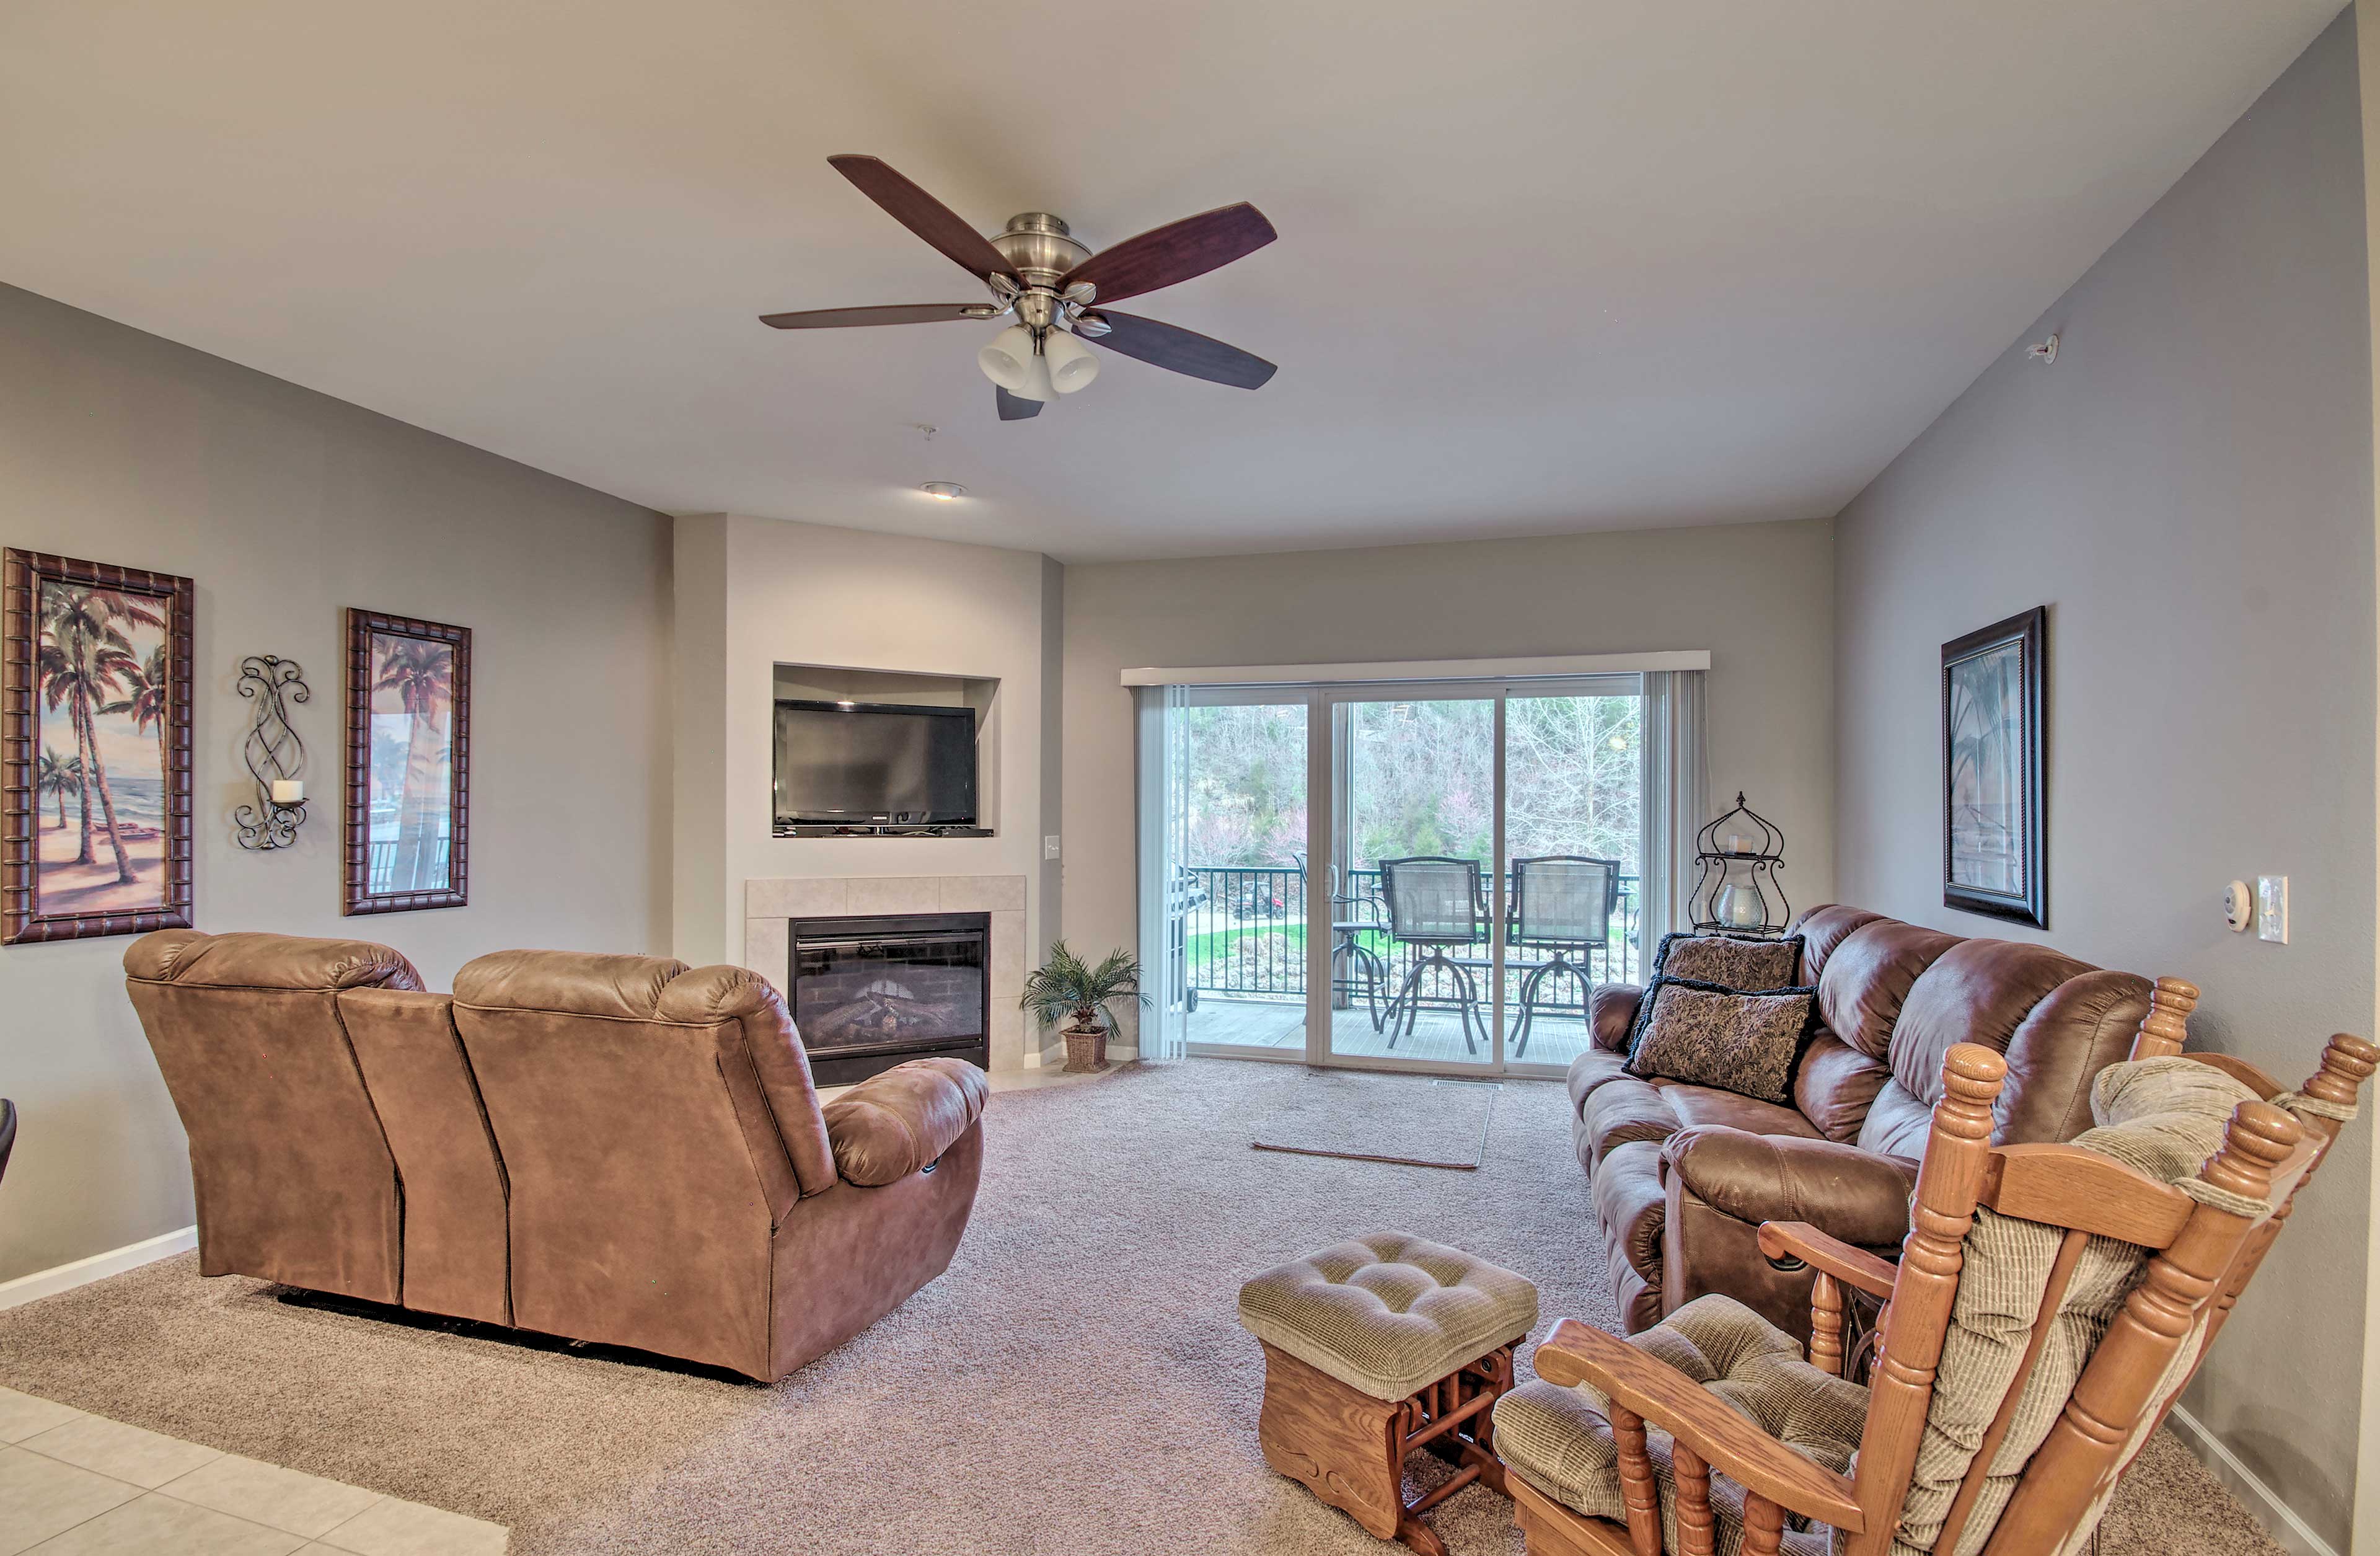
xmin=0 ymin=1386 xmax=506 ymax=1556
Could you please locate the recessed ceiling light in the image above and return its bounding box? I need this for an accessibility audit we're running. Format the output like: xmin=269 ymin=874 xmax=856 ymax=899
xmin=919 ymin=482 xmax=966 ymax=501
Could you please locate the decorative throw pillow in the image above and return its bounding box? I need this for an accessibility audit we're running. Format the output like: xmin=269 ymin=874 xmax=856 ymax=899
xmin=1651 ymin=931 xmax=1803 ymax=992
xmin=1623 ymin=976 xmax=1819 ymax=1106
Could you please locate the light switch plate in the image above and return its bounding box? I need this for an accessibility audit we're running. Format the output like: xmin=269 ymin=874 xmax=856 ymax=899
xmin=2257 ymin=875 xmax=2288 ymax=944
xmin=1044 ymin=834 xmax=1062 ymax=861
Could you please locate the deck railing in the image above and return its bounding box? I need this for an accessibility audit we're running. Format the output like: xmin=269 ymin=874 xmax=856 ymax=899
xmin=1173 ymin=863 xmax=1641 ymax=1013
xmin=365 ymin=833 xmax=451 ymax=895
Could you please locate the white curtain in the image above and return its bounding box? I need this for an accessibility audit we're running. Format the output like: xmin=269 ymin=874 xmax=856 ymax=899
xmin=1134 ymin=684 xmax=1191 ymax=1061
xmin=1637 ymin=670 xmax=1708 ymax=950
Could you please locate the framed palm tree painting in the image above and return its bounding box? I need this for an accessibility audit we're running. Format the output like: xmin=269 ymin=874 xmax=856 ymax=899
xmin=3 ymin=549 xmax=195 ymax=944
xmin=1942 ymin=606 xmax=2046 ymax=927
xmin=344 ymin=609 xmax=470 ymax=914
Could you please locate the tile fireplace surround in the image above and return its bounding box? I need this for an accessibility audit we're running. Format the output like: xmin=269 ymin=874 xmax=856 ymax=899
xmin=744 ymin=875 xmax=1034 ymax=1069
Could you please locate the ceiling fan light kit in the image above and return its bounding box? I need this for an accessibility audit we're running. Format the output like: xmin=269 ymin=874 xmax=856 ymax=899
xmin=978 ymin=324 xmax=1049 ymax=399
xmin=1039 ymin=329 xmax=1098 ymax=394
xmin=761 ymin=155 xmax=1279 ymax=422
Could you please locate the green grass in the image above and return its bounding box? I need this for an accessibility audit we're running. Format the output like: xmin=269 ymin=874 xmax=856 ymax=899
xmin=1186 ymin=922 xmax=1305 ymax=958
xmin=1186 ymin=922 xmax=1306 ymax=984
xmin=1185 ymin=922 xmax=1404 ymax=986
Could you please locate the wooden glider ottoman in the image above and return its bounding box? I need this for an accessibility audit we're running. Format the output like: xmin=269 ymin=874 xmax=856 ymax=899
xmin=1238 ymin=1232 xmax=1540 ymax=1556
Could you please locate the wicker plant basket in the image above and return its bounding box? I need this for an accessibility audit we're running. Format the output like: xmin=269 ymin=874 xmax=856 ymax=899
xmin=1061 ymin=1021 xmax=1110 ymax=1074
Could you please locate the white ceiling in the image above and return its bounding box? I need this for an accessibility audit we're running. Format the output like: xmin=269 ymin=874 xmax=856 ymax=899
xmin=0 ymin=1 xmax=2344 ymax=561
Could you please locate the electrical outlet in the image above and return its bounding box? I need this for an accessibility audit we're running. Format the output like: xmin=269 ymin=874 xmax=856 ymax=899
xmin=1043 ymin=834 xmax=1062 ymax=861
xmin=2257 ymin=875 xmax=2288 ymax=944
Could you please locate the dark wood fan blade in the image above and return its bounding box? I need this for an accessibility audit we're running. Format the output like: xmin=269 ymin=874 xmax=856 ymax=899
xmin=1080 ymin=311 xmax=1276 ymax=389
xmin=1062 ymin=203 xmax=1276 ymax=305
xmin=997 ymin=386 xmax=1044 ymax=420
xmin=828 ymin=155 xmax=1017 ymax=285
xmin=759 ymin=303 xmax=992 ymax=329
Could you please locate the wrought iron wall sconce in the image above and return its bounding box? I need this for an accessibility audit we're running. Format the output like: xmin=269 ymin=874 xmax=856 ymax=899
xmin=1688 ymin=791 xmax=1790 ymax=938
xmin=234 ymin=655 xmax=310 ymax=851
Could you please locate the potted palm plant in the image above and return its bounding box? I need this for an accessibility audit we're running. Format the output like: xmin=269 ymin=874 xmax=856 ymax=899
xmin=1021 ymin=941 xmax=1145 ymax=1073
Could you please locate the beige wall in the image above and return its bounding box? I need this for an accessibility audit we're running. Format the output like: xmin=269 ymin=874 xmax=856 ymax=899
xmin=1060 ymin=518 xmax=1838 ymax=1025
xmin=0 ymin=283 xmax=672 ymax=1285
xmin=1835 ymin=13 xmax=2371 ymax=1545
xmin=669 ymin=515 xmax=1060 ymax=1061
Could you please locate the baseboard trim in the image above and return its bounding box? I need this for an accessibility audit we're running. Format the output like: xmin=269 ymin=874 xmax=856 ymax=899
xmin=0 ymin=1226 xmax=196 ymax=1312
xmin=2166 ymin=1403 xmax=2338 ymax=1556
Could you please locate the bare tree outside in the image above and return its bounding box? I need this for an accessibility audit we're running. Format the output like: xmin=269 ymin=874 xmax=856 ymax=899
xmin=1183 ymin=696 xmax=1641 ymax=872
xmin=1177 ymin=694 xmax=1646 ymax=1022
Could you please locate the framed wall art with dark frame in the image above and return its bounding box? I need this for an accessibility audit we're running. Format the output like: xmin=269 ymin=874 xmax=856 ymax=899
xmin=2 ymin=548 xmax=195 ymax=944
xmin=343 ymin=608 xmax=470 ymax=915
xmin=1941 ymin=604 xmax=2046 ymax=928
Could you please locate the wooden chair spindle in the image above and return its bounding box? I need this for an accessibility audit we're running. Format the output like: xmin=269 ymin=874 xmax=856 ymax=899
xmin=1608 ymin=1403 xmax=1664 ymax=1556
xmin=2128 ymin=978 xmax=2198 ymax=1059
xmin=1809 ymin=1271 xmax=1844 ymax=1377
xmin=1673 ymin=1444 xmax=1717 ymax=1556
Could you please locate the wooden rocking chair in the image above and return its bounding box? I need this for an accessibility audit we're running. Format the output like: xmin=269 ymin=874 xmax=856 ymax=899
xmin=1497 ymin=1030 xmax=2376 ymax=1556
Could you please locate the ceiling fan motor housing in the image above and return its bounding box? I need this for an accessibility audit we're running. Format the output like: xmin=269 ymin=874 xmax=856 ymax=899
xmin=992 ymin=213 xmax=1091 ymax=332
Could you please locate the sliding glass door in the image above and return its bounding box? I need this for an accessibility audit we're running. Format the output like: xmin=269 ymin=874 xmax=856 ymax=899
xmin=1155 ymin=673 xmax=1649 ymax=1074
xmin=1497 ymin=686 xmax=1644 ymax=1067
xmin=1323 ymin=690 xmax=1499 ymax=1069
xmin=1175 ymin=687 xmax=1312 ymax=1056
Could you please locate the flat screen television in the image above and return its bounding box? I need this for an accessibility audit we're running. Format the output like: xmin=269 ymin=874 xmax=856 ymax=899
xmin=773 ymin=699 xmax=977 ymax=826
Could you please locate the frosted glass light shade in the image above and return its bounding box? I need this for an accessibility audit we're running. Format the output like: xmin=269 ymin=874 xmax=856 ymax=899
xmin=1042 ymin=329 xmax=1100 ymax=394
xmin=978 ymin=325 xmax=1052 ymax=400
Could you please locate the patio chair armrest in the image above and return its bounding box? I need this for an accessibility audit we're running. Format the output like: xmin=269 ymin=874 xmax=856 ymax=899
xmin=1756 ymin=1221 xmax=1898 ymax=1300
xmin=1590 ymin=983 xmax=1644 ymax=1051
xmin=1530 ymin=1318 xmax=1866 ymax=1532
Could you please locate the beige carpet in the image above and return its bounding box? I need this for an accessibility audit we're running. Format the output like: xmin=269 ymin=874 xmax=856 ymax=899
xmin=0 ymin=1061 xmax=2284 ymax=1555
xmin=1252 ymin=1072 xmax=1500 ymax=1167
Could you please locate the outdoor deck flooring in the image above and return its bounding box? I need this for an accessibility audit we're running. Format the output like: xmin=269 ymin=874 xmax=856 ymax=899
xmin=1186 ymin=995 xmax=1595 ymax=1068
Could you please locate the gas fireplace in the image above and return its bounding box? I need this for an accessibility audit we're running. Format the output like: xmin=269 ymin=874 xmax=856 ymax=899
xmin=787 ymin=912 xmax=990 ymax=1086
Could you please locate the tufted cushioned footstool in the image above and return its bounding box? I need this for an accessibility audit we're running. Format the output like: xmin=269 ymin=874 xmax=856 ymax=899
xmin=1239 ymin=1232 xmax=1540 ymax=1556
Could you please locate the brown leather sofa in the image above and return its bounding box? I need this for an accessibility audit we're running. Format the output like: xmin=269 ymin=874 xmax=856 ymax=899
xmin=1571 ymin=905 xmax=2183 ymax=1341
xmin=125 ymin=929 xmax=987 ymax=1382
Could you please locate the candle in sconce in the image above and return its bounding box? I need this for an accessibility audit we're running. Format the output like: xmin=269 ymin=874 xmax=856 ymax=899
xmin=1722 ymin=833 xmax=1746 ymax=855
xmin=271 ymin=779 xmax=304 ymax=805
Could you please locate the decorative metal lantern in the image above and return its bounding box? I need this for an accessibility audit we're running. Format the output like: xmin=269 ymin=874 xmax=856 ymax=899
xmin=1688 ymin=792 xmax=1789 ymax=939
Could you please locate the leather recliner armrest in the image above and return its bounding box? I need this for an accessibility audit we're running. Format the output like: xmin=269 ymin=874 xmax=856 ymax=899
xmin=821 ymin=1058 xmax=990 ymax=1187
xmin=1591 ymin=984 xmax=1645 ymax=1052
xmin=1660 ymin=1126 xmax=1919 ymax=1250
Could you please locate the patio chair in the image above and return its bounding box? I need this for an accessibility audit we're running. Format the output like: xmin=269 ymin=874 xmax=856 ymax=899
xmin=1507 ymin=855 xmax=1620 ymax=1058
xmin=1294 ymin=851 xmax=1389 ymax=1032
xmin=1377 ymin=856 xmax=1489 ymax=1052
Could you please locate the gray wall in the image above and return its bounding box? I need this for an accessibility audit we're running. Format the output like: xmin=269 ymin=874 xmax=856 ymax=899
xmin=1062 ymin=516 xmax=1839 ymax=1020
xmin=1039 ymin=553 xmax=1065 ymax=983
xmin=0 ymin=283 xmax=674 ymax=1285
xmin=1832 ymin=12 xmax=2373 ymax=1544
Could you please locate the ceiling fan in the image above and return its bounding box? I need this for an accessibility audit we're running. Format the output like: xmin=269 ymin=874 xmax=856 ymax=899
xmin=761 ymin=155 xmax=1279 ymax=421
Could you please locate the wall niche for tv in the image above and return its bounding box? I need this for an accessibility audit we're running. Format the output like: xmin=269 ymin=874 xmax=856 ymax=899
xmin=770 ymin=663 xmax=1000 ymax=838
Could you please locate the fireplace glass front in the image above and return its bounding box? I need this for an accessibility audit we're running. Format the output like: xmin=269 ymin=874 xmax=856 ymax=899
xmin=788 ymin=912 xmax=990 ymax=1086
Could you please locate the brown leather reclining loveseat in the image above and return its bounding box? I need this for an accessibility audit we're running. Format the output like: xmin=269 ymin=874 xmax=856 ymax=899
xmin=124 ymin=928 xmax=987 ymax=1382
xmin=1571 ymin=904 xmax=2189 ymax=1340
